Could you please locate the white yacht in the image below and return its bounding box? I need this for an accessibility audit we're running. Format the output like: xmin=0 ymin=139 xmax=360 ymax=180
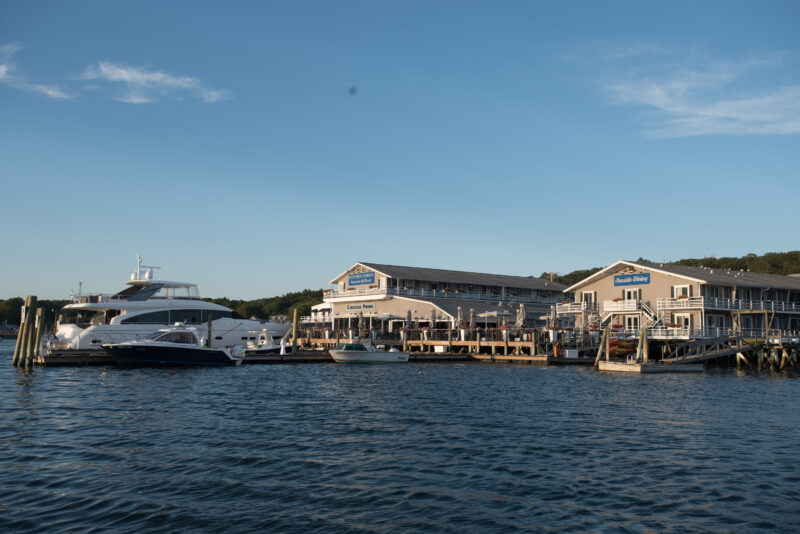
xmin=53 ymin=256 xmax=291 ymax=351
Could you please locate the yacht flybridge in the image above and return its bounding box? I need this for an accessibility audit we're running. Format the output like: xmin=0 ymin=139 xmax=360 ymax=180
xmin=53 ymin=256 xmax=291 ymax=351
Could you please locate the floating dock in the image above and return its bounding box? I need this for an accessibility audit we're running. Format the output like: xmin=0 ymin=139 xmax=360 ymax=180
xmin=597 ymin=361 xmax=704 ymax=373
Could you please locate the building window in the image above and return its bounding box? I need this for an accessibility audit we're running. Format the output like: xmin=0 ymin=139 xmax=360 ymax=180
xmin=673 ymin=285 xmax=690 ymax=298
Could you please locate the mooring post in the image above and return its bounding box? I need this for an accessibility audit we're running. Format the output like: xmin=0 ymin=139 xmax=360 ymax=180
xmin=206 ymin=314 xmax=213 ymax=348
xmin=20 ymin=296 xmax=38 ymax=368
xmin=594 ymin=327 xmax=608 ymax=368
xmin=12 ymin=297 xmax=30 ymax=366
xmin=23 ymin=300 xmax=39 ymax=370
xmin=291 ymin=308 xmax=297 ymax=352
xmin=33 ymin=308 xmax=45 ymax=358
xmin=447 ymin=329 xmax=452 ymax=352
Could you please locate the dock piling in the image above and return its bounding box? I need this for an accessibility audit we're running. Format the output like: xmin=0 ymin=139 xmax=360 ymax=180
xmin=11 ymin=297 xmax=30 ymax=366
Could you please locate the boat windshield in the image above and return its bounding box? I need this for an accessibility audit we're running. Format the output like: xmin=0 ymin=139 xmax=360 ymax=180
xmin=150 ymin=331 xmax=198 ymax=344
xmin=144 ymin=330 xmax=167 ymax=340
xmin=152 ymin=286 xmax=201 ymax=299
xmin=334 ymin=343 xmax=367 ymax=351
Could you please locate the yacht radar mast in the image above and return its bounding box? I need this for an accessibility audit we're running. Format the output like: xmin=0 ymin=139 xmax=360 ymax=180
xmin=133 ymin=254 xmax=161 ymax=282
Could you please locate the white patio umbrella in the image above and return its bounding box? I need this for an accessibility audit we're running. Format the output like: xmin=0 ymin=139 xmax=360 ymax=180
xmin=469 ymin=308 xmax=476 ymax=329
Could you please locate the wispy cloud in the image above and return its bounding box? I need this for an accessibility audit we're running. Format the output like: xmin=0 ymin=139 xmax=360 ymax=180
xmin=81 ymin=61 xmax=231 ymax=104
xmin=599 ymin=46 xmax=799 ymax=137
xmin=0 ymin=42 xmax=69 ymax=100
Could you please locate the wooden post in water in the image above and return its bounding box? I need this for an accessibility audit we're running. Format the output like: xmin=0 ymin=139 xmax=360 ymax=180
xmin=736 ymin=352 xmax=750 ymax=369
xmin=207 ymin=314 xmax=213 ymax=347
xmin=12 ymin=297 xmax=30 ymax=366
xmin=594 ymin=327 xmax=609 ymax=368
xmin=447 ymin=329 xmax=452 ymax=352
xmin=23 ymin=302 xmax=39 ymax=370
xmin=18 ymin=296 xmax=37 ymax=367
xmin=27 ymin=308 xmax=43 ymax=369
xmin=291 ymin=308 xmax=297 ymax=352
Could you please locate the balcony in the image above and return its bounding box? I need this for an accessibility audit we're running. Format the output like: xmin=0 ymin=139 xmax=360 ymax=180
xmin=556 ymin=302 xmax=597 ymax=315
xmin=657 ymin=297 xmax=800 ymax=313
xmin=324 ymin=286 xmax=563 ymax=306
xmin=602 ymin=299 xmax=640 ymax=313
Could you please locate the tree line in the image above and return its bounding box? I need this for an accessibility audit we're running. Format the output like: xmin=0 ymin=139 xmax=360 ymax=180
xmin=3 ymin=252 xmax=799 ymax=326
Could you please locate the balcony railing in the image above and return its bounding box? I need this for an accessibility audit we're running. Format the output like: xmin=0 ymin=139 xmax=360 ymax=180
xmin=602 ymin=299 xmax=640 ymax=313
xmin=324 ymin=286 xmax=563 ymax=306
xmin=556 ymin=302 xmax=598 ymax=315
xmin=657 ymin=297 xmax=800 ymax=313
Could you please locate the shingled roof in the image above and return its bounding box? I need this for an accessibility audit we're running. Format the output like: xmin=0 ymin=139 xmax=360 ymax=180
xmin=566 ymin=260 xmax=800 ymax=291
xmin=334 ymin=262 xmax=565 ymax=291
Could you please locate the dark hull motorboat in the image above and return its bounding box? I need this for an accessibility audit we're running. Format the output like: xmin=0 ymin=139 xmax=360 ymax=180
xmin=104 ymin=344 xmax=239 ymax=366
xmin=102 ymin=325 xmax=242 ymax=366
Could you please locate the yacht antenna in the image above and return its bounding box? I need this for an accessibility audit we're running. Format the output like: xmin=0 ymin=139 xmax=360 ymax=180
xmin=134 ymin=254 xmax=161 ymax=281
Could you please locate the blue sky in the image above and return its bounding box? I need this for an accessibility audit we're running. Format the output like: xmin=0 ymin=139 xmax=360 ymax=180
xmin=1 ymin=1 xmax=798 ymax=299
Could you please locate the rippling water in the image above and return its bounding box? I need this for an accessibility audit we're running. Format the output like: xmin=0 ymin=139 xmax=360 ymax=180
xmin=1 ymin=339 xmax=799 ymax=532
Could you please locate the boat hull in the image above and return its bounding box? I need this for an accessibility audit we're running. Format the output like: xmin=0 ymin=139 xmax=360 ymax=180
xmin=104 ymin=345 xmax=239 ymax=366
xmin=330 ymin=350 xmax=409 ymax=363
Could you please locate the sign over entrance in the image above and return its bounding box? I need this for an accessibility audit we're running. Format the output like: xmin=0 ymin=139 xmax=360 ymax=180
xmin=348 ymin=271 xmax=375 ymax=286
xmin=614 ymin=273 xmax=650 ymax=286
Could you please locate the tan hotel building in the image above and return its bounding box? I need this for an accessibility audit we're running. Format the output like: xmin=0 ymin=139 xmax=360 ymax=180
xmin=557 ymin=260 xmax=800 ymax=337
xmin=316 ymin=262 xmax=566 ymax=330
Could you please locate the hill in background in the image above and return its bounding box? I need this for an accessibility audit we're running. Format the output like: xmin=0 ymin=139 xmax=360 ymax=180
xmin=3 ymin=252 xmax=799 ymax=326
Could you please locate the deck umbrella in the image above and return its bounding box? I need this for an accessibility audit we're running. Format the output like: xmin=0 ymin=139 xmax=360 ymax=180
xmin=515 ymin=304 xmax=526 ymax=328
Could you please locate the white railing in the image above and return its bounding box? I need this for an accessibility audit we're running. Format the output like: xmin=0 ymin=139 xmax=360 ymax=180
xmin=607 ymin=327 xmax=797 ymax=339
xmin=657 ymin=297 xmax=800 ymax=313
xmin=324 ymin=286 xmax=564 ymax=305
xmin=556 ymin=302 xmax=598 ymax=315
xmin=602 ymin=299 xmax=640 ymax=312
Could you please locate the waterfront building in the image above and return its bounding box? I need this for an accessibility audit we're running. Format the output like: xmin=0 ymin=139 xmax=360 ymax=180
xmin=317 ymin=262 xmax=567 ymax=331
xmin=557 ymin=260 xmax=800 ymax=338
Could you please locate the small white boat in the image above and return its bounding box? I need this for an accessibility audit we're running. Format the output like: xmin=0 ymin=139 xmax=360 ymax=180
xmin=330 ymin=342 xmax=409 ymax=363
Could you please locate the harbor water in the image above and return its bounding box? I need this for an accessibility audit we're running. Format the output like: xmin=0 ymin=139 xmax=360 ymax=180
xmin=1 ymin=339 xmax=799 ymax=532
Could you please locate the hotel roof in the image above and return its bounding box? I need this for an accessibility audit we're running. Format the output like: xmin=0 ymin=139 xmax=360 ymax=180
xmin=565 ymin=260 xmax=800 ymax=292
xmin=333 ymin=262 xmax=566 ymax=291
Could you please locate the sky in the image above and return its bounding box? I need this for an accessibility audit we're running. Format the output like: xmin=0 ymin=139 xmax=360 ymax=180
xmin=1 ymin=1 xmax=798 ymax=299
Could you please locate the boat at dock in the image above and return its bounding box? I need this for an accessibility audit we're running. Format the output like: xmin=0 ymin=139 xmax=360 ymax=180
xmin=102 ymin=325 xmax=243 ymax=366
xmin=330 ymin=342 xmax=409 ymax=363
xmin=53 ymin=256 xmax=291 ymax=352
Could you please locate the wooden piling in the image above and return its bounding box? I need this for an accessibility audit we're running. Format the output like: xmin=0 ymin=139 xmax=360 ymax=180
xmin=23 ymin=302 xmax=39 ymax=370
xmin=17 ymin=296 xmax=37 ymax=367
xmin=11 ymin=297 xmax=31 ymax=366
xmin=593 ymin=327 xmax=609 ymax=368
xmin=291 ymin=308 xmax=297 ymax=352
xmin=26 ymin=307 xmax=43 ymax=369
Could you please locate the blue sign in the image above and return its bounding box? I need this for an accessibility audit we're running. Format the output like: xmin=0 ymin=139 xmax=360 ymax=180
xmin=348 ymin=272 xmax=375 ymax=286
xmin=614 ymin=273 xmax=650 ymax=286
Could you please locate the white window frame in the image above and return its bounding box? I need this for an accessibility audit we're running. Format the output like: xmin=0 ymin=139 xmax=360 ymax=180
xmin=674 ymin=285 xmax=690 ymax=298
